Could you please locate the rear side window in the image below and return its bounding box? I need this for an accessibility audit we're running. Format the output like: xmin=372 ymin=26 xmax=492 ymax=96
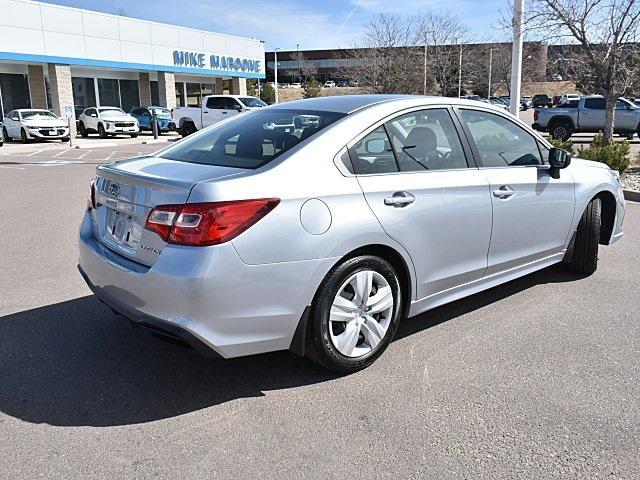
xmin=385 ymin=109 xmax=468 ymax=171
xmin=459 ymin=109 xmax=543 ymax=167
xmin=348 ymin=126 xmax=398 ymax=174
xmin=584 ymin=98 xmax=606 ymax=109
xmin=160 ymin=109 xmax=345 ymax=169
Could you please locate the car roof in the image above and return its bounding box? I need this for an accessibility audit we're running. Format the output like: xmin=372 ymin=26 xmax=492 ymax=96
xmin=268 ymin=94 xmax=511 ymax=114
xmin=15 ymin=109 xmax=52 ymax=113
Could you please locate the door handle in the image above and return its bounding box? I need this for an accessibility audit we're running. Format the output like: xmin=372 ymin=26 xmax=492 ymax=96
xmin=384 ymin=191 xmax=415 ymax=207
xmin=203 ymin=111 xmax=209 ymax=114
xmin=493 ymin=186 xmax=515 ymax=199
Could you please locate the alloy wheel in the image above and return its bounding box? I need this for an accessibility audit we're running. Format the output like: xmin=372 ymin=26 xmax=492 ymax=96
xmin=329 ymin=270 xmax=394 ymax=358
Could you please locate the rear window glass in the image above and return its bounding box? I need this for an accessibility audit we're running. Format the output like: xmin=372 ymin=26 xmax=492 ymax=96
xmin=159 ymin=109 xmax=346 ymax=169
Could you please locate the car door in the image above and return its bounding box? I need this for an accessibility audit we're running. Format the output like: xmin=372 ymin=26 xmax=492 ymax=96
xmin=613 ymin=99 xmax=637 ymax=132
xmin=580 ymin=97 xmax=606 ymax=130
xmin=84 ymin=108 xmax=98 ymax=130
xmin=203 ymin=97 xmax=235 ymax=127
xmin=354 ymin=107 xmax=493 ymax=300
xmin=456 ymin=108 xmax=575 ymax=275
xmin=6 ymin=111 xmax=20 ymax=137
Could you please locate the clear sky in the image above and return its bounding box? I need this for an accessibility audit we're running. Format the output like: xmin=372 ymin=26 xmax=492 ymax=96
xmin=39 ymin=0 xmax=506 ymax=51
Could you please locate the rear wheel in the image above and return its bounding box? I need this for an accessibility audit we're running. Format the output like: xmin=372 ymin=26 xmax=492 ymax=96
xmin=549 ymin=121 xmax=573 ymax=141
xmin=564 ymin=198 xmax=601 ymax=275
xmin=306 ymin=256 xmax=402 ymax=373
xmin=180 ymin=122 xmax=196 ymax=138
xmin=78 ymin=122 xmax=88 ymax=138
xmin=130 ymin=133 xmax=138 ymax=138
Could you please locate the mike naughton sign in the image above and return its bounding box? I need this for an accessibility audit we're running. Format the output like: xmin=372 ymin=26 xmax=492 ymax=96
xmin=173 ymin=51 xmax=262 ymax=73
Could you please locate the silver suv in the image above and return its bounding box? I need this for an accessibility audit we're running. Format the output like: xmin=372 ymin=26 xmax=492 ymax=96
xmin=78 ymin=95 xmax=626 ymax=372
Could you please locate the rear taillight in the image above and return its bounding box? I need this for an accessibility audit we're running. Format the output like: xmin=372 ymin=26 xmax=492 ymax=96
xmin=145 ymin=199 xmax=280 ymax=246
xmin=87 ymin=178 xmax=95 ymax=210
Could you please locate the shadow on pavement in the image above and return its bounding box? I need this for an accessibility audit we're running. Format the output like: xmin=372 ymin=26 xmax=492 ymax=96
xmin=0 ymin=265 xmax=584 ymax=427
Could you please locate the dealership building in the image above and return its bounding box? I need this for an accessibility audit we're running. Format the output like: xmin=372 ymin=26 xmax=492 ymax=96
xmin=0 ymin=0 xmax=265 ymax=129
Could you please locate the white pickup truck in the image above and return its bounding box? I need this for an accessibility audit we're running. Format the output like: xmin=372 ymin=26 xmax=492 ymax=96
xmin=174 ymin=95 xmax=267 ymax=137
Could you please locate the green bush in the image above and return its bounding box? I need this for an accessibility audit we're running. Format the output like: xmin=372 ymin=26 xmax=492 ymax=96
xmin=260 ymin=82 xmax=275 ymax=104
xmin=303 ymin=76 xmax=322 ymax=99
xmin=578 ymin=132 xmax=632 ymax=173
xmin=548 ymin=137 xmax=575 ymax=154
xmin=246 ymin=79 xmax=258 ymax=97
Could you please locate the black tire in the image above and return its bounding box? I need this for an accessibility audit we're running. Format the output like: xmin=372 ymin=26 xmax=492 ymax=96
xmin=305 ymin=255 xmax=403 ymax=373
xmin=130 ymin=133 xmax=138 ymax=138
xmin=180 ymin=122 xmax=196 ymax=138
xmin=20 ymin=128 xmax=29 ymax=144
xmin=2 ymin=126 xmax=9 ymax=142
xmin=565 ymin=198 xmax=601 ymax=275
xmin=78 ymin=122 xmax=88 ymax=138
xmin=549 ymin=121 xmax=573 ymax=141
xmin=61 ymin=137 xmax=70 ymax=143
xmin=98 ymin=123 xmax=107 ymax=139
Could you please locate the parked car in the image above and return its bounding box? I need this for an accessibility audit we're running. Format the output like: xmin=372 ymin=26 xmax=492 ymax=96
xmin=462 ymin=95 xmax=481 ymax=101
xmin=323 ymin=80 xmax=336 ymax=88
xmin=78 ymin=95 xmax=625 ymax=372
xmin=1 ymin=109 xmax=70 ymax=143
xmin=488 ymin=97 xmax=508 ymax=110
xmin=290 ymin=83 xmax=302 ymax=89
xmin=0 ymin=121 xmax=3 ymax=147
xmin=532 ymin=94 xmax=553 ymax=108
xmin=533 ymin=95 xmax=640 ymax=140
xmin=130 ymin=106 xmax=175 ymax=135
xmin=521 ymin=96 xmax=533 ymax=110
xmin=337 ymin=80 xmax=349 ymax=88
xmin=174 ymin=95 xmax=267 ymax=137
xmin=78 ymin=107 xmax=139 ymax=138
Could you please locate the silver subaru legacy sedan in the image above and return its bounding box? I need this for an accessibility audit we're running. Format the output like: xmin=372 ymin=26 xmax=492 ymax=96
xmin=78 ymin=95 xmax=626 ymax=372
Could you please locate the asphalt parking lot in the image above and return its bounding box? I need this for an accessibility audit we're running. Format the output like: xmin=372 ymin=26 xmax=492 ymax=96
xmin=0 ymin=144 xmax=638 ymax=479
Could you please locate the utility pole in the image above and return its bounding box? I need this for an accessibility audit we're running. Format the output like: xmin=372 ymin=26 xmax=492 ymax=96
xmin=274 ymin=48 xmax=280 ymax=104
xmin=457 ymin=39 xmax=463 ymax=98
xmin=423 ymin=41 xmax=428 ymax=95
xmin=509 ymin=0 xmax=524 ymax=116
xmin=488 ymin=48 xmax=493 ymax=99
xmin=297 ymin=43 xmax=300 ymax=83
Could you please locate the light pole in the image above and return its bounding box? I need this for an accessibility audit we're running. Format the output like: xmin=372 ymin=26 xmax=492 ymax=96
xmin=423 ymin=41 xmax=428 ymax=95
xmin=509 ymin=0 xmax=524 ymax=116
xmin=297 ymin=43 xmax=300 ymax=83
xmin=488 ymin=48 xmax=493 ymax=99
xmin=274 ymin=47 xmax=280 ymax=104
xmin=457 ymin=38 xmax=463 ymax=98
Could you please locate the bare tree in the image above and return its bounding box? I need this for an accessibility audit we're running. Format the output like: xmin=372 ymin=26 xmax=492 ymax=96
xmin=340 ymin=14 xmax=422 ymax=94
xmin=526 ymin=0 xmax=640 ymax=144
xmin=292 ymin=52 xmax=318 ymax=83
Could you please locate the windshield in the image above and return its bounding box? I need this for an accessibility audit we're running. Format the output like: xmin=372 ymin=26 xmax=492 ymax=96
xmin=239 ymin=97 xmax=267 ymax=108
xmin=150 ymin=107 xmax=171 ymax=116
xmin=21 ymin=111 xmax=57 ymax=120
xmin=159 ymin=109 xmax=346 ymax=169
xmin=99 ymin=108 xmax=126 ymax=116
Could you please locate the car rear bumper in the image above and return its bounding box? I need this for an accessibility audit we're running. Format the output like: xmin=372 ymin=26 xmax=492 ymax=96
xmin=78 ymin=211 xmax=335 ymax=358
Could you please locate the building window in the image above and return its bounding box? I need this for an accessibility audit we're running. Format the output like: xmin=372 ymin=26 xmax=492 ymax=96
xmin=98 ymin=78 xmax=120 ymax=108
xmin=0 ymin=73 xmax=31 ymax=118
xmin=119 ymin=79 xmax=140 ymax=112
xmin=175 ymin=82 xmax=185 ymax=107
xmin=186 ymin=82 xmax=202 ymax=107
xmin=150 ymin=81 xmax=160 ymax=106
xmin=72 ymin=77 xmax=97 ymax=118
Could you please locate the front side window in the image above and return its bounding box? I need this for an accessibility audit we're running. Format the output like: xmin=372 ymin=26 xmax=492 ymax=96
xmin=385 ymin=108 xmax=468 ymax=172
xmin=159 ymin=109 xmax=345 ymax=169
xmin=458 ymin=109 xmax=543 ymax=167
xmin=348 ymin=126 xmax=398 ymax=175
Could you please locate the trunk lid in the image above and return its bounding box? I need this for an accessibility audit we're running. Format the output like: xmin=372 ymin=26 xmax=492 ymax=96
xmin=91 ymin=156 xmax=244 ymax=266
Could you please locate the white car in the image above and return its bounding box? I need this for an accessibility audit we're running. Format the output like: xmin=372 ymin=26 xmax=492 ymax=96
xmin=78 ymin=107 xmax=139 ymax=138
xmin=558 ymin=94 xmax=580 ymax=105
xmin=2 ymin=109 xmax=70 ymax=143
xmin=324 ymin=81 xmax=336 ymax=88
xmin=290 ymin=83 xmax=302 ymax=89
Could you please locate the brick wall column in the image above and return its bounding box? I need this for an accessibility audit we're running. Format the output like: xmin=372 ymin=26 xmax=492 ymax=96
xmin=28 ymin=65 xmax=47 ymax=109
xmin=158 ymin=72 xmax=176 ymax=109
xmin=139 ymin=72 xmax=152 ymax=106
xmin=215 ymin=77 xmax=224 ymax=95
xmin=231 ymin=77 xmax=247 ymax=95
xmin=47 ymin=63 xmax=76 ymax=137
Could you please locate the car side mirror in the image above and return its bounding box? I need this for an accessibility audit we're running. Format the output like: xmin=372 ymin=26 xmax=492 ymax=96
xmin=235 ymin=105 xmax=243 ymax=112
xmin=366 ymin=139 xmax=386 ymax=154
xmin=549 ymin=147 xmax=572 ymax=178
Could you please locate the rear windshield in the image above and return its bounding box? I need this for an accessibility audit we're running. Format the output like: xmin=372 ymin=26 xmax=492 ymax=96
xmin=159 ymin=109 xmax=346 ymax=169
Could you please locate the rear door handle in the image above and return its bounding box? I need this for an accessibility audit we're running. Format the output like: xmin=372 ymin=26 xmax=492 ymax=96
xmin=384 ymin=191 xmax=415 ymax=207
xmin=493 ymin=185 xmax=515 ymax=199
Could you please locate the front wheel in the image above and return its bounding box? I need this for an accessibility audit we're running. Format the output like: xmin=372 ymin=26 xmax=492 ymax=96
xmin=130 ymin=133 xmax=138 ymax=138
xmin=564 ymin=198 xmax=601 ymax=275
xmin=306 ymin=256 xmax=402 ymax=373
xmin=20 ymin=128 xmax=29 ymax=144
xmin=98 ymin=123 xmax=107 ymax=139
xmin=78 ymin=122 xmax=88 ymax=138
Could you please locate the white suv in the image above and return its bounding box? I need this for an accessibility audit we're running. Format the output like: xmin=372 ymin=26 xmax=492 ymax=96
xmin=78 ymin=107 xmax=139 ymax=138
xmin=323 ymin=81 xmax=336 ymax=88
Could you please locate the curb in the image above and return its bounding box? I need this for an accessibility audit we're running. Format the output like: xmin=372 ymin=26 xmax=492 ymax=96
xmin=623 ymin=189 xmax=640 ymax=202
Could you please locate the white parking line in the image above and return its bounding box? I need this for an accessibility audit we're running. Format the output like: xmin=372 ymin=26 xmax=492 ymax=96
xmin=26 ymin=150 xmax=45 ymax=157
xmin=51 ymin=150 xmax=72 ymax=158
